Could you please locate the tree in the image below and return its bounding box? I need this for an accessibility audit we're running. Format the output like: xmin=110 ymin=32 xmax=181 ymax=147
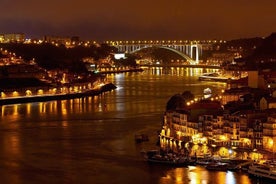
xmin=166 ymin=94 xmax=186 ymax=111
xmin=181 ymin=91 xmax=195 ymax=101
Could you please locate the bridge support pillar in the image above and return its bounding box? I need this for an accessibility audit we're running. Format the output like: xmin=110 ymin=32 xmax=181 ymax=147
xmin=191 ymin=45 xmax=200 ymax=64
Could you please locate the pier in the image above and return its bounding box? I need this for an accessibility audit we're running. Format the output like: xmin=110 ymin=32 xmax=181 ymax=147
xmin=0 ymin=82 xmax=116 ymax=105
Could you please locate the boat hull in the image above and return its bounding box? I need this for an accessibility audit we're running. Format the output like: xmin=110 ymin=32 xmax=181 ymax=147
xmin=147 ymin=158 xmax=190 ymax=167
xmin=248 ymin=164 xmax=276 ymax=180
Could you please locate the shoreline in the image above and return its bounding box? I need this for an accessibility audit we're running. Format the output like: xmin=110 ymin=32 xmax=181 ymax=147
xmin=0 ymin=82 xmax=117 ymax=106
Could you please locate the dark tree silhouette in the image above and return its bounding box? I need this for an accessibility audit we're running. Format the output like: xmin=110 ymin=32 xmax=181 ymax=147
xmin=166 ymin=94 xmax=186 ymax=111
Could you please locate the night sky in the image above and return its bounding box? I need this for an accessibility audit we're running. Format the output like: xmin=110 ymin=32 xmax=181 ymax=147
xmin=0 ymin=0 xmax=275 ymax=41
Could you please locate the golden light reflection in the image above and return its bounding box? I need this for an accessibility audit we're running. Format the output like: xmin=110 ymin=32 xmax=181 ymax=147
xmin=174 ymin=168 xmax=184 ymax=184
xmin=26 ymin=103 xmax=31 ymax=115
xmin=1 ymin=105 xmax=5 ymax=116
xmin=13 ymin=105 xmax=19 ymax=116
xmin=39 ymin=102 xmax=46 ymax=114
xmin=217 ymin=171 xmax=226 ymax=184
xmin=62 ymin=121 xmax=68 ymax=127
xmin=238 ymin=174 xmax=251 ymax=184
xmin=49 ymin=101 xmax=57 ymax=114
xmin=188 ymin=166 xmax=208 ymax=184
xmin=159 ymin=173 xmax=172 ymax=184
xmin=62 ymin=101 xmax=68 ymax=116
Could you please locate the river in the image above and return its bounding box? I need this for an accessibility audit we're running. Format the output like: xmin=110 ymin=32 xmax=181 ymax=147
xmin=0 ymin=67 xmax=268 ymax=184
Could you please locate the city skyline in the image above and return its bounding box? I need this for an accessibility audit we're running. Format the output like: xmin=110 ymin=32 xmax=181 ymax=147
xmin=0 ymin=0 xmax=275 ymax=41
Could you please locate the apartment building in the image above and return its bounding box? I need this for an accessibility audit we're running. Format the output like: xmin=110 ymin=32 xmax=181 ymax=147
xmin=0 ymin=33 xmax=25 ymax=43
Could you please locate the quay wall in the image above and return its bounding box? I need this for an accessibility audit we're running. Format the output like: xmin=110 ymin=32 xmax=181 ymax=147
xmin=0 ymin=83 xmax=117 ymax=106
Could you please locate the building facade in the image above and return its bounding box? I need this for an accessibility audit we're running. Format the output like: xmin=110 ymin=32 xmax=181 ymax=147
xmin=159 ymin=107 xmax=276 ymax=160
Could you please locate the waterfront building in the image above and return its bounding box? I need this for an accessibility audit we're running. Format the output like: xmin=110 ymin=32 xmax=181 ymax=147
xmin=262 ymin=114 xmax=276 ymax=154
xmin=0 ymin=48 xmax=104 ymax=99
xmin=221 ymin=87 xmax=249 ymax=105
xmin=159 ymin=101 xmax=276 ymax=160
xmin=260 ymin=97 xmax=276 ymax=110
xmin=160 ymin=110 xmax=195 ymax=153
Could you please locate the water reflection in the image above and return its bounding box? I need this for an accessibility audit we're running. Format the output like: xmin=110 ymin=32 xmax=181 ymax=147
xmin=0 ymin=67 xmax=258 ymax=183
xmin=144 ymin=66 xmax=219 ymax=76
xmin=188 ymin=166 xmax=209 ymax=184
xmin=158 ymin=166 xmax=253 ymax=184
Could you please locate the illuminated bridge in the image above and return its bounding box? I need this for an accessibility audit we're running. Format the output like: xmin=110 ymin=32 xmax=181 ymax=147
xmin=106 ymin=40 xmax=206 ymax=65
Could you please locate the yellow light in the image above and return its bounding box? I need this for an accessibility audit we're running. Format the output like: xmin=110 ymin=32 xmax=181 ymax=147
xmin=220 ymin=135 xmax=227 ymax=141
xmin=13 ymin=91 xmax=19 ymax=96
xmin=1 ymin=92 xmax=6 ymax=98
xmin=26 ymin=90 xmax=32 ymax=96
xmin=37 ymin=89 xmax=43 ymax=95
xmin=268 ymin=139 xmax=273 ymax=148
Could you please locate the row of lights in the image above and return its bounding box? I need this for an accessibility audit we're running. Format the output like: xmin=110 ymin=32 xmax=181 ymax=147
xmin=186 ymin=96 xmax=223 ymax=106
xmin=106 ymin=39 xmax=226 ymax=45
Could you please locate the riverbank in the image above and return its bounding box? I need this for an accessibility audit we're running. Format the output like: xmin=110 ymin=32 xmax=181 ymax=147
xmin=0 ymin=82 xmax=117 ymax=106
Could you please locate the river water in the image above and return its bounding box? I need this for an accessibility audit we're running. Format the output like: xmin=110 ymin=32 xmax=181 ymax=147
xmin=0 ymin=67 xmax=268 ymax=184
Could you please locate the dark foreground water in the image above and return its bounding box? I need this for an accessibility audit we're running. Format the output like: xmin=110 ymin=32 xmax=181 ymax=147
xmin=0 ymin=67 xmax=268 ymax=184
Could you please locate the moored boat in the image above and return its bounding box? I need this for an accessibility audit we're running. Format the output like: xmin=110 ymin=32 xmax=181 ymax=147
xmin=248 ymin=163 xmax=276 ymax=180
xmin=146 ymin=154 xmax=191 ymax=167
xmin=143 ymin=150 xmax=194 ymax=167
xmin=198 ymin=72 xmax=230 ymax=82
xmin=198 ymin=71 xmax=247 ymax=83
xmin=205 ymin=161 xmax=229 ymax=171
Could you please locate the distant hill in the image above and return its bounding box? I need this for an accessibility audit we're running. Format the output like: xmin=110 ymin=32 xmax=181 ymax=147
xmin=227 ymin=32 xmax=276 ymax=71
xmin=0 ymin=77 xmax=52 ymax=89
xmin=217 ymin=37 xmax=264 ymax=57
xmin=251 ymin=32 xmax=276 ymax=58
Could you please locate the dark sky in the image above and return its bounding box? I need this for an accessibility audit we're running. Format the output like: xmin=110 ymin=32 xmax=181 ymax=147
xmin=0 ymin=0 xmax=275 ymax=41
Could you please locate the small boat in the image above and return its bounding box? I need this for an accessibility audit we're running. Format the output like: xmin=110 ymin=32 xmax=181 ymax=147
xmin=198 ymin=71 xmax=246 ymax=83
xmin=205 ymin=161 xmax=229 ymax=171
xmin=198 ymin=72 xmax=230 ymax=82
xmin=248 ymin=163 xmax=276 ymax=180
xmin=146 ymin=154 xmax=190 ymax=167
xmin=196 ymin=158 xmax=214 ymax=166
xmin=227 ymin=160 xmax=253 ymax=171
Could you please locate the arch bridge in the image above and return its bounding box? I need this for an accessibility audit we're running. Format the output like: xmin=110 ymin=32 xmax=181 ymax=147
xmin=106 ymin=40 xmax=203 ymax=65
